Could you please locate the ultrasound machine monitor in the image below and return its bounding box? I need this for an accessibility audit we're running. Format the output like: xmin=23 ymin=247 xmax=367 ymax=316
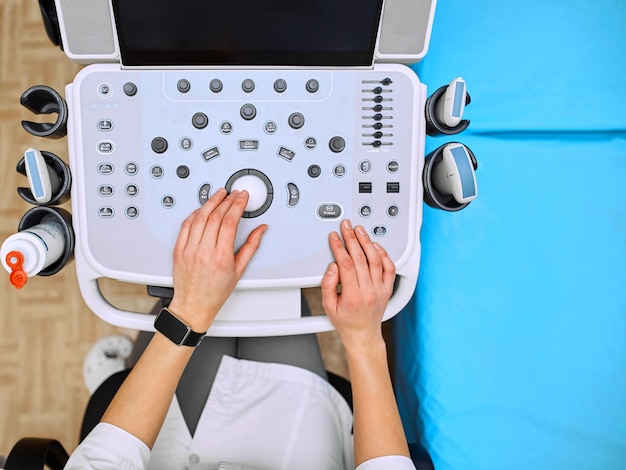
xmin=59 ymin=0 xmax=436 ymax=335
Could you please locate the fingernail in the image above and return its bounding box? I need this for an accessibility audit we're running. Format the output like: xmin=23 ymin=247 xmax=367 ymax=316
xmin=355 ymin=225 xmax=366 ymax=236
xmin=330 ymin=231 xmax=341 ymax=241
xmin=342 ymin=219 xmax=352 ymax=230
xmin=326 ymin=263 xmax=337 ymax=274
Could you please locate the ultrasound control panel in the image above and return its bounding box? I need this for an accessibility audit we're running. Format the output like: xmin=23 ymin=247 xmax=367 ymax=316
xmin=67 ymin=63 xmax=425 ymax=292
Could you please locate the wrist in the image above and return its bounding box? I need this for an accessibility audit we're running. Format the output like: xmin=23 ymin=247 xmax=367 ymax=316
xmin=166 ymin=301 xmax=214 ymax=333
xmin=343 ymin=334 xmax=387 ymax=361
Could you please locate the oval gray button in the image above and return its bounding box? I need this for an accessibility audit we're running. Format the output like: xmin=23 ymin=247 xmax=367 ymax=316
xmin=287 ymin=183 xmax=299 ymax=207
xmin=317 ymin=203 xmax=343 ymax=220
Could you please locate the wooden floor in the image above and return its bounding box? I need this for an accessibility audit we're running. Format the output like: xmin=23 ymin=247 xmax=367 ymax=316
xmin=0 ymin=0 xmax=347 ymax=456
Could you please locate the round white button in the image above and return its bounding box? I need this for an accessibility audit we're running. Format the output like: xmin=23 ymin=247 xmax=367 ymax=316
xmin=230 ymin=174 xmax=268 ymax=212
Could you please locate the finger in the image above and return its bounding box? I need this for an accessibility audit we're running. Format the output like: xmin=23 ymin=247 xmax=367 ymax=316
xmin=173 ymin=210 xmax=198 ymax=257
xmin=340 ymin=219 xmax=370 ymax=287
xmin=321 ymin=262 xmax=339 ymax=316
xmin=233 ymin=223 xmax=267 ymax=279
xmin=186 ymin=188 xmax=228 ymax=248
xmin=215 ymin=191 xmax=249 ymax=251
xmin=328 ymin=230 xmax=358 ymax=293
xmin=196 ymin=190 xmax=240 ymax=249
xmin=354 ymin=225 xmax=383 ymax=285
xmin=374 ymin=242 xmax=397 ymax=295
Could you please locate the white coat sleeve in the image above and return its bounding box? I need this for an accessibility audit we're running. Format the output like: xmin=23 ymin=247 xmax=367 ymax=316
xmin=356 ymin=455 xmax=417 ymax=470
xmin=63 ymin=422 xmax=150 ymax=470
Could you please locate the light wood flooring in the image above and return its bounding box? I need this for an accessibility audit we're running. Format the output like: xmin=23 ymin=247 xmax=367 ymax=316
xmin=0 ymin=0 xmax=347 ymax=456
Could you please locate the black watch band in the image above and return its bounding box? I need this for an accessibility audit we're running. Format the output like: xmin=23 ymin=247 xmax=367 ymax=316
xmin=154 ymin=307 xmax=206 ymax=347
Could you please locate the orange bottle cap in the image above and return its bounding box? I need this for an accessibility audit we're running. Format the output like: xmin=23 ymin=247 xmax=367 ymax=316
xmin=6 ymin=250 xmax=24 ymax=269
xmin=6 ymin=251 xmax=27 ymax=289
xmin=9 ymin=269 xmax=28 ymax=289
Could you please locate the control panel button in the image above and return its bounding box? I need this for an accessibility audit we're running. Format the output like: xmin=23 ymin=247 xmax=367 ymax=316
xmin=123 ymin=82 xmax=138 ymax=97
xmin=306 ymin=79 xmax=320 ymax=93
xmin=333 ymin=165 xmax=346 ymax=177
xmin=359 ymin=182 xmax=372 ymax=193
xmin=387 ymin=182 xmax=400 ymax=193
xmin=125 ymin=206 xmax=139 ymax=219
xmin=192 ymin=112 xmax=209 ymax=129
xmin=359 ymin=160 xmax=372 ymax=173
xmin=151 ymin=137 xmax=168 ymax=154
xmin=308 ymin=164 xmax=321 ymax=178
xmin=97 ymin=119 xmax=113 ymax=131
xmin=210 ymin=79 xmax=223 ymax=93
xmin=98 ymin=141 xmax=114 ymax=153
xmin=387 ymin=160 xmax=400 ymax=173
xmin=274 ymin=79 xmax=287 ymax=93
xmin=179 ymin=137 xmax=193 ymax=150
xmin=125 ymin=184 xmax=138 ymax=197
xmin=372 ymin=226 xmax=388 ymax=237
xmin=286 ymin=183 xmax=299 ymax=207
xmin=317 ymin=203 xmax=343 ymax=220
xmin=359 ymin=205 xmax=372 ymax=217
xmin=150 ymin=165 xmax=164 ymax=179
xmin=161 ymin=195 xmax=175 ymax=208
xmin=202 ymin=147 xmax=220 ymax=162
xmin=387 ymin=205 xmax=399 ymax=217
xmin=98 ymin=185 xmax=114 ymax=197
xmin=98 ymin=83 xmax=112 ymax=97
xmin=198 ymin=183 xmax=212 ymax=206
xmin=125 ymin=162 xmax=139 ymax=175
xmin=277 ymin=146 xmax=296 ymax=161
xmin=176 ymin=165 xmax=190 ymax=179
xmin=288 ymin=112 xmax=305 ymax=129
xmin=97 ymin=163 xmax=114 ymax=175
xmin=220 ymin=122 xmax=233 ymax=134
xmin=98 ymin=207 xmax=114 ymax=218
xmin=239 ymin=140 xmax=260 ymax=151
xmin=304 ymin=137 xmax=317 ymax=150
xmin=177 ymin=79 xmax=191 ymax=93
xmin=329 ymin=136 xmax=346 ymax=153
xmin=264 ymin=121 xmax=278 ymax=135
xmin=240 ymin=104 xmax=257 ymax=121
xmin=241 ymin=79 xmax=255 ymax=93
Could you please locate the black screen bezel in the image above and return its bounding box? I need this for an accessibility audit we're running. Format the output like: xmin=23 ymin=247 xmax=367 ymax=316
xmin=110 ymin=1 xmax=384 ymax=67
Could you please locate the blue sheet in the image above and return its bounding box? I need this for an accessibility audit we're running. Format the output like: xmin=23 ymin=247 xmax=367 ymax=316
xmin=414 ymin=0 xmax=626 ymax=133
xmin=394 ymin=1 xmax=626 ymax=467
xmin=395 ymin=135 xmax=626 ymax=469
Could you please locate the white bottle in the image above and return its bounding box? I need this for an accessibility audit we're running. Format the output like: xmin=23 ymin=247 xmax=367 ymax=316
xmin=1 ymin=216 xmax=66 ymax=288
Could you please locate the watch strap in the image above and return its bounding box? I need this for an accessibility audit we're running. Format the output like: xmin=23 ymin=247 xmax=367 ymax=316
xmin=154 ymin=307 xmax=206 ymax=347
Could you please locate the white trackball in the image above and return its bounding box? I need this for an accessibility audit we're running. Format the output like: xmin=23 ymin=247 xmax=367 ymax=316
xmin=230 ymin=174 xmax=268 ymax=212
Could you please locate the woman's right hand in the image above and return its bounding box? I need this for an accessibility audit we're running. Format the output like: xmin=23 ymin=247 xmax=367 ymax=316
xmin=321 ymin=219 xmax=396 ymax=351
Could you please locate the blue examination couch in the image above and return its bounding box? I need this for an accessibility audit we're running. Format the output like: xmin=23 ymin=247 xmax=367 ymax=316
xmin=393 ymin=1 xmax=626 ymax=468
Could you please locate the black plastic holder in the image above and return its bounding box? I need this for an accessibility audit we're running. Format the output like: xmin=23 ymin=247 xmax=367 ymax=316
xmin=423 ymin=142 xmax=478 ymax=212
xmin=424 ymin=85 xmax=472 ymax=136
xmin=16 ymin=150 xmax=72 ymax=205
xmin=20 ymin=85 xmax=68 ymax=139
xmin=17 ymin=206 xmax=75 ymax=277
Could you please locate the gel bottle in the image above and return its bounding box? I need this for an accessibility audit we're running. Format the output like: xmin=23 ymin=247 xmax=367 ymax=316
xmin=1 ymin=215 xmax=66 ymax=288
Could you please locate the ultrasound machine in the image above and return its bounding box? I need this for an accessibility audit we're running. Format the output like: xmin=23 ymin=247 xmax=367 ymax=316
xmin=51 ymin=0 xmax=437 ymax=336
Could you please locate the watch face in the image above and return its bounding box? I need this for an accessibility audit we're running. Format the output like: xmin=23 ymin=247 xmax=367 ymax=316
xmin=155 ymin=309 xmax=189 ymax=343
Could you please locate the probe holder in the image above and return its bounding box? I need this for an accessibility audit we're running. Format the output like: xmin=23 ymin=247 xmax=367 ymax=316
xmin=423 ymin=142 xmax=477 ymax=211
xmin=20 ymin=85 xmax=68 ymax=139
xmin=16 ymin=151 xmax=72 ymax=206
xmin=424 ymin=84 xmax=471 ymax=136
xmin=17 ymin=206 xmax=75 ymax=276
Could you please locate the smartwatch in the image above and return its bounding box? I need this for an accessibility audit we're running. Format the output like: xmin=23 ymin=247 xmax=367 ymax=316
xmin=154 ymin=307 xmax=206 ymax=347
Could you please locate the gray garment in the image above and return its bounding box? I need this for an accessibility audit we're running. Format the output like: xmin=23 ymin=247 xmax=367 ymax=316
xmin=127 ymin=295 xmax=327 ymax=436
